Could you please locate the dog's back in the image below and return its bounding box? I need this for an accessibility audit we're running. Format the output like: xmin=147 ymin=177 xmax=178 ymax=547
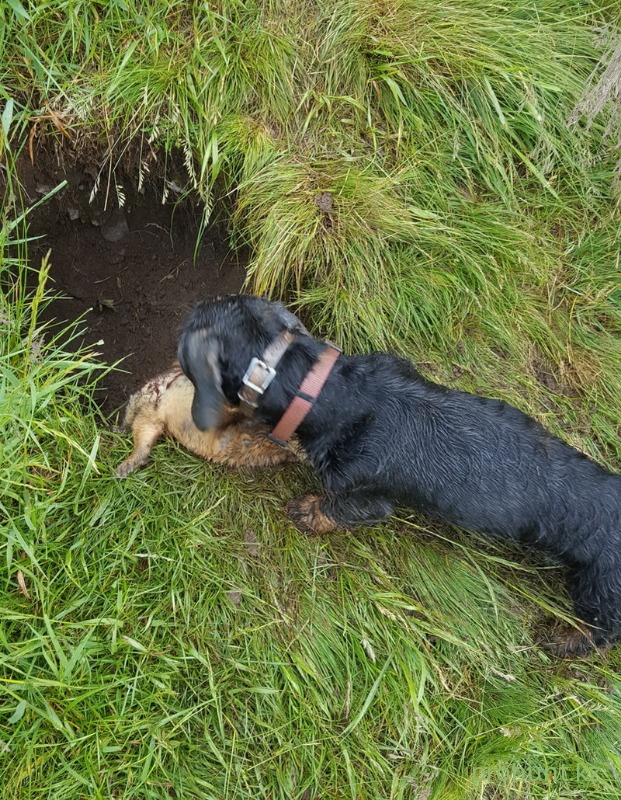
xmin=332 ymin=354 xmax=620 ymax=545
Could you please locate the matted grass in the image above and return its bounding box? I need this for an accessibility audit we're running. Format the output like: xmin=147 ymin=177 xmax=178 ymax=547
xmin=2 ymin=1 xmax=621 ymax=798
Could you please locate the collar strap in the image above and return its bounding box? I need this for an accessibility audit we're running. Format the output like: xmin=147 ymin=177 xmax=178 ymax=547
xmin=268 ymin=341 xmax=341 ymax=446
xmin=238 ymin=331 xmax=295 ymax=415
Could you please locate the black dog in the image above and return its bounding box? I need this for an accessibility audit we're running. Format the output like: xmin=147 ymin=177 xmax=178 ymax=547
xmin=178 ymin=295 xmax=621 ymax=655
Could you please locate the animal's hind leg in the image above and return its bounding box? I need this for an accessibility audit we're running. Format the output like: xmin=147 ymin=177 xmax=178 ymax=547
xmin=287 ymin=492 xmax=393 ymax=535
xmin=116 ymin=421 xmax=164 ymax=477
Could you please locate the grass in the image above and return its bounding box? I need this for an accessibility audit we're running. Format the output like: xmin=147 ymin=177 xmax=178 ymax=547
xmin=2 ymin=278 xmax=621 ymax=799
xmin=2 ymin=0 xmax=621 ymax=798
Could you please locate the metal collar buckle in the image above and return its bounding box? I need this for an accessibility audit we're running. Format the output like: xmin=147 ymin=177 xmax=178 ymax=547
xmin=240 ymin=358 xmax=277 ymax=408
xmin=238 ymin=330 xmax=295 ymax=416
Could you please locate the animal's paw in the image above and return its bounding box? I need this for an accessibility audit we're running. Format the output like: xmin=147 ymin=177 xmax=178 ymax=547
xmin=543 ymin=624 xmax=600 ymax=658
xmin=286 ymin=494 xmax=339 ymax=535
xmin=115 ymin=460 xmax=136 ymax=478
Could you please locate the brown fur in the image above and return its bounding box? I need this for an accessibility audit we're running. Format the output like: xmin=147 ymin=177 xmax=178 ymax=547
xmin=286 ymin=495 xmax=343 ymax=535
xmin=546 ymin=625 xmax=604 ymax=658
xmin=115 ymin=364 xmax=303 ymax=477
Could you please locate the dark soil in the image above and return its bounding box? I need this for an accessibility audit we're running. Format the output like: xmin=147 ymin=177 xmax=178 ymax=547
xmin=18 ymin=149 xmax=246 ymax=417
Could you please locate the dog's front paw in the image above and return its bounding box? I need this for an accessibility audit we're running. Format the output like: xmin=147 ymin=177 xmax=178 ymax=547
xmin=286 ymin=495 xmax=340 ymax=536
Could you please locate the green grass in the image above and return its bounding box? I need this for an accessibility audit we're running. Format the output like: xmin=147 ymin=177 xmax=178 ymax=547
xmin=2 ymin=272 xmax=621 ymax=799
xmin=2 ymin=1 xmax=621 ymax=798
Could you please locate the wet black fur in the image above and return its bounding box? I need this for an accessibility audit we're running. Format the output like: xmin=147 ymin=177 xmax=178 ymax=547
xmin=178 ymin=295 xmax=621 ymax=651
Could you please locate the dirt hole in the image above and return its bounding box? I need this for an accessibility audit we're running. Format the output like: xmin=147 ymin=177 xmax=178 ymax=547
xmin=18 ymin=149 xmax=246 ymax=416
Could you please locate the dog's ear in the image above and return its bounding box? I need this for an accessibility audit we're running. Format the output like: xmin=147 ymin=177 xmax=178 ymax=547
xmin=274 ymin=302 xmax=310 ymax=336
xmin=177 ymin=328 xmax=225 ymax=431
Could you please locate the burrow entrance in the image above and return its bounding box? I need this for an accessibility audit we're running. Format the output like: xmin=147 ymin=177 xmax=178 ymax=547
xmin=18 ymin=147 xmax=246 ymax=415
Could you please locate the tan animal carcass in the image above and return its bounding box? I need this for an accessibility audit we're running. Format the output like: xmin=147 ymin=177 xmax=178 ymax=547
xmin=116 ymin=364 xmax=303 ymax=477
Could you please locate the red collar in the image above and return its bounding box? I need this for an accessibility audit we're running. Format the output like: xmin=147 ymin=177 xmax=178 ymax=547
xmin=269 ymin=342 xmax=341 ymax=445
xmin=237 ymin=335 xmax=341 ymax=445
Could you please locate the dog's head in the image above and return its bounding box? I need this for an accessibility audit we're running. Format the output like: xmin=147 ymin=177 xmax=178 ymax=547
xmin=178 ymin=295 xmax=309 ymax=430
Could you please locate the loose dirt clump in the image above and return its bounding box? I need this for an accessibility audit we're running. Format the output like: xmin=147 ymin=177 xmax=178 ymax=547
xmin=18 ymin=149 xmax=246 ymax=416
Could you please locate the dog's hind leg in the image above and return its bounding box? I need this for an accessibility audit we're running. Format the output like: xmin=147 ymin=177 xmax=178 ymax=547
xmin=546 ymin=564 xmax=621 ymax=656
xmin=568 ymin=567 xmax=620 ymax=653
xmin=287 ymin=492 xmax=393 ymax=535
